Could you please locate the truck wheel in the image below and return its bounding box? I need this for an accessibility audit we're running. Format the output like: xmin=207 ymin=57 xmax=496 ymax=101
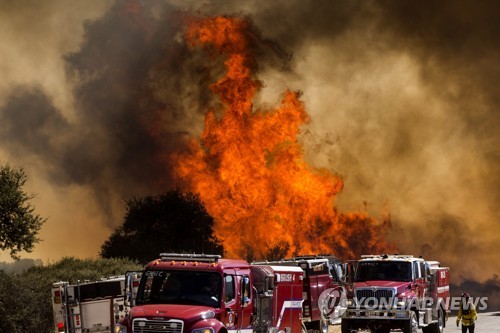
xmin=341 ymin=319 xmax=351 ymax=333
xmin=318 ymin=318 xmax=329 ymax=333
xmin=403 ymin=311 xmax=418 ymax=333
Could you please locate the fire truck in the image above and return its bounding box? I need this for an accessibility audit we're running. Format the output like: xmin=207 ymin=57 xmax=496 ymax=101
xmin=340 ymin=254 xmax=450 ymax=333
xmin=253 ymin=255 xmax=344 ymax=333
xmin=52 ymin=273 xmax=141 ymax=333
xmin=115 ymin=253 xmax=304 ymax=333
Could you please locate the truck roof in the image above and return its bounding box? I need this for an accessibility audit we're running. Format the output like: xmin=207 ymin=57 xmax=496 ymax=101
xmin=253 ymin=258 xmax=330 ymax=267
xmin=52 ymin=275 xmax=125 ymax=288
xmin=264 ymin=265 xmax=305 ymax=273
xmin=253 ymin=254 xmax=342 ymax=266
xmin=359 ymin=254 xmax=425 ymax=262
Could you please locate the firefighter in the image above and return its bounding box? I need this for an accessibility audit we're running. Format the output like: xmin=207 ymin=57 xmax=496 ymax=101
xmin=456 ymin=292 xmax=477 ymax=333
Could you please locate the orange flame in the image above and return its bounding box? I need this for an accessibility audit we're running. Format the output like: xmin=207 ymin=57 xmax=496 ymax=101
xmin=173 ymin=16 xmax=394 ymax=260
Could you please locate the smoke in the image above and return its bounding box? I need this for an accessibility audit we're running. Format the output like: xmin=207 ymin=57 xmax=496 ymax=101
xmin=0 ymin=0 xmax=498 ymax=287
xmin=451 ymin=275 xmax=500 ymax=311
xmin=0 ymin=0 xmax=216 ymax=259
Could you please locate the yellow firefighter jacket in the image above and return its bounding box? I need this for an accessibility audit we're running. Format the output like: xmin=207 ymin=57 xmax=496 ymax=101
xmin=457 ymin=303 xmax=477 ymax=326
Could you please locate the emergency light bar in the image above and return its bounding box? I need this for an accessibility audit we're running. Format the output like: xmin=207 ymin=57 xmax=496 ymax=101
xmin=159 ymin=253 xmax=221 ymax=263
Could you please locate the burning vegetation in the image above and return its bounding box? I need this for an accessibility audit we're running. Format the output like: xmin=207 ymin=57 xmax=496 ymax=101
xmin=173 ymin=16 xmax=394 ymax=260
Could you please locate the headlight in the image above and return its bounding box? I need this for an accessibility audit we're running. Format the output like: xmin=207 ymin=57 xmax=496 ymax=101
xmin=346 ymin=299 xmax=353 ymax=307
xmin=201 ymin=310 xmax=216 ymax=319
xmin=192 ymin=328 xmax=214 ymax=333
xmin=115 ymin=324 xmax=127 ymax=333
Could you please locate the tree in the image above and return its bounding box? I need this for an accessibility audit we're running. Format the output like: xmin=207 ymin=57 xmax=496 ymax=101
xmin=100 ymin=190 xmax=223 ymax=263
xmin=0 ymin=164 xmax=45 ymax=259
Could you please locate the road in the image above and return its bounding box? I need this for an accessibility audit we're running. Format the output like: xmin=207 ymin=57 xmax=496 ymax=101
xmin=329 ymin=311 xmax=500 ymax=332
xmin=450 ymin=311 xmax=500 ymax=332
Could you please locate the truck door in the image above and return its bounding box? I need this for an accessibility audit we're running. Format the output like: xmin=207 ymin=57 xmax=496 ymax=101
xmin=413 ymin=261 xmax=426 ymax=303
xmin=343 ymin=260 xmax=358 ymax=296
xmin=222 ymin=269 xmax=238 ymax=329
xmin=235 ymin=269 xmax=253 ymax=330
xmin=308 ymin=261 xmax=330 ymax=323
xmin=80 ymin=299 xmax=112 ymax=331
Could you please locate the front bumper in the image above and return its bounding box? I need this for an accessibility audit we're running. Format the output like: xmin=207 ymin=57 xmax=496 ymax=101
xmin=342 ymin=308 xmax=412 ymax=320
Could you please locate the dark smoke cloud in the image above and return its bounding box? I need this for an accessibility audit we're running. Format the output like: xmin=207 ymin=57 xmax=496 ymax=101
xmin=0 ymin=86 xmax=68 ymax=163
xmin=1 ymin=0 xmax=218 ymax=224
xmin=1 ymin=0 xmax=498 ymax=292
xmin=452 ymin=276 xmax=500 ymax=312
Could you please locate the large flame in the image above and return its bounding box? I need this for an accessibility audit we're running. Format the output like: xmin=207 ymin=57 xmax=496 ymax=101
xmin=173 ymin=16 xmax=394 ymax=260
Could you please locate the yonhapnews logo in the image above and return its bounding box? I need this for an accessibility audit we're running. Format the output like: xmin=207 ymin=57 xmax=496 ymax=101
xmin=318 ymin=287 xmax=348 ymax=320
xmin=318 ymin=288 xmax=489 ymax=319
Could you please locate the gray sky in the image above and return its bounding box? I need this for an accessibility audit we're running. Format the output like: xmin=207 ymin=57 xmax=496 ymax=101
xmin=0 ymin=0 xmax=498 ymax=284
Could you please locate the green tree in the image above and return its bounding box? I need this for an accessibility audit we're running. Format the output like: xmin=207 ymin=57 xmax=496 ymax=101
xmin=0 ymin=164 xmax=45 ymax=259
xmin=100 ymin=190 xmax=223 ymax=263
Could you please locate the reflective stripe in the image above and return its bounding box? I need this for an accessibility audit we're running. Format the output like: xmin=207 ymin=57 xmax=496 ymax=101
xmin=276 ymin=300 xmax=304 ymax=327
xmin=437 ymin=286 xmax=449 ymax=292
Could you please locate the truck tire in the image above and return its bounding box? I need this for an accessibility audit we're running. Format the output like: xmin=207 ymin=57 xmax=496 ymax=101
xmin=318 ymin=318 xmax=329 ymax=333
xmin=403 ymin=311 xmax=418 ymax=333
xmin=341 ymin=319 xmax=351 ymax=333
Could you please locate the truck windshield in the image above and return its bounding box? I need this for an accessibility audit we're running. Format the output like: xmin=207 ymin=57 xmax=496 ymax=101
xmin=136 ymin=270 xmax=221 ymax=307
xmin=355 ymin=261 xmax=412 ymax=282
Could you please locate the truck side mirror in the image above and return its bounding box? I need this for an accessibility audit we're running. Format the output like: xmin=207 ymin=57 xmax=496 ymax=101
xmin=343 ymin=261 xmax=357 ymax=286
xmin=342 ymin=263 xmax=348 ymax=284
xmin=265 ymin=275 xmax=275 ymax=292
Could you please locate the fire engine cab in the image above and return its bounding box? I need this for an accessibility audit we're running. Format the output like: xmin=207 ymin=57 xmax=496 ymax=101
xmin=253 ymin=255 xmax=344 ymax=333
xmin=52 ymin=274 xmax=140 ymax=333
xmin=341 ymin=254 xmax=450 ymax=333
xmin=116 ymin=253 xmax=304 ymax=333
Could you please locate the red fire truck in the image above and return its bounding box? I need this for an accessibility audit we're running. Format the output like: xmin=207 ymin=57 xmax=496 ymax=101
xmin=52 ymin=274 xmax=140 ymax=333
xmin=253 ymin=255 xmax=344 ymax=333
xmin=115 ymin=253 xmax=304 ymax=333
xmin=340 ymin=254 xmax=450 ymax=333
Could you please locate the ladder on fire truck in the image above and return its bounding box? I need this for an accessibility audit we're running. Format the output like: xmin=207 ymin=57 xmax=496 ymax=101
xmin=57 ymin=281 xmax=84 ymax=333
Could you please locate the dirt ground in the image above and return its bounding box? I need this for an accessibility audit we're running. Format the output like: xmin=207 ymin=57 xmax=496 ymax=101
xmin=329 ymin=325 xmax=341 ymax=333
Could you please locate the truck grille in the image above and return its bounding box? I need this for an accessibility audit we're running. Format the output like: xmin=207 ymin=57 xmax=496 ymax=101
xmin=355 ymin=288 xmax=395 ymax=308
xmin=132 ymin=319 xmax=183 ymax=333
